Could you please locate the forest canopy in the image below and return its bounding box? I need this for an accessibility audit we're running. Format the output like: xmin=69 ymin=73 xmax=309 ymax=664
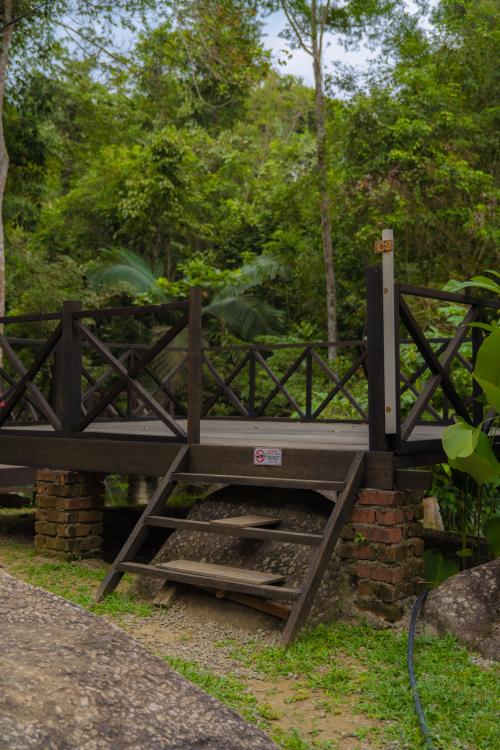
xmin=2 ymin=0 xmax=499 ymax=341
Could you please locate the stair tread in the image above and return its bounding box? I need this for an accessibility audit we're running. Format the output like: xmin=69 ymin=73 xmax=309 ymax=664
xmin=156 ymin=559 xmax=285 ymax=585
xmin=210 ymin=514 xmax=281 ymax=528
xmin=172 ymin=472 xmax=344 ymax=491
xmin=145 ymin=516 xmax=322 ymax=545
xmin=116 ymin=562 xmax=300 ymax=600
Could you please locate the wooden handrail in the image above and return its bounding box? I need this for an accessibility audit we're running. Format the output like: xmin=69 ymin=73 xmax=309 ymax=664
xmin=72 ymin=300 xmax=189 ymax=319
xmin=399 ymin=282 xmax=500 ymax=309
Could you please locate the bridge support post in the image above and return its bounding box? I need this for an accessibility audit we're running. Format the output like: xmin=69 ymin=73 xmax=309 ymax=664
xmin=55 ymin=300 xmax=82 ymax=435
xmin=34 ymin=469 xmax=104 ymax=559
xmin=187 ymin=287 xmax=202 ymax=444
xmin=338 ymin=488 xmax=425 ymax=622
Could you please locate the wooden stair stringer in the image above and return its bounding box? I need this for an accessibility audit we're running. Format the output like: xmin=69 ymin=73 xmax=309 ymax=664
xmin=280 ymin=451 xmax=366 ymax=646
xmin=95 ymin=444 xmax=189 ymax=601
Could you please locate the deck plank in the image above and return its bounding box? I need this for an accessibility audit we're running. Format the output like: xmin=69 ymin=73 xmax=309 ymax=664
xmin=24 ymin=418 xmax=445 ymax=451
xmin=157 ymin=560 xmax=285 ymax=585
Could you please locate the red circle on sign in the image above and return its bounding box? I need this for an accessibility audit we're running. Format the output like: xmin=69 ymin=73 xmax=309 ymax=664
xmin=255 ymin=450 xmax=265 ymax=463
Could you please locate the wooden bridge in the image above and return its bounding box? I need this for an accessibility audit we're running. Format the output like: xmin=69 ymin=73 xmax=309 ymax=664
xmin=1 ymin=248 xmax=498 ymax=642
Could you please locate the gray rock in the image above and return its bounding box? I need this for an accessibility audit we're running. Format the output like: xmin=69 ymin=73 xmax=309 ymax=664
xmin=137 ymin=486 xmax=355 ymax=625
xmin=423 ymin=558 xmax=500 ymax=660
xmin=0 ymin=571 xmax=277 ymax=749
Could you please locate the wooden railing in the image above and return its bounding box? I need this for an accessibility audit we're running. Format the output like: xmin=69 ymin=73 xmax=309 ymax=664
xmin=0 ymin=289 xmax=202 ymax=443
xmin=1 ymin=272 xmax=497 ymax=453
xmin=1 ymin=337 xmax=369 ymax=425
xmin=366 ymin=266 xmax=500 ymax=451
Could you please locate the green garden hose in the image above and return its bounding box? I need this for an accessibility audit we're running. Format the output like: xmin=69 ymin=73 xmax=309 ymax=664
xmin=407 ymin=590 xmax=438 ymax=750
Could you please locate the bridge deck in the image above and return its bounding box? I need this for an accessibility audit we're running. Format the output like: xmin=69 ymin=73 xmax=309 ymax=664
xmin=0 ymin=418 xmax=447 ymax=491
xmin=81 ymin=419 xmax=445 ymax=451
xmin=9 ymin=418 xmax=445 ymax=451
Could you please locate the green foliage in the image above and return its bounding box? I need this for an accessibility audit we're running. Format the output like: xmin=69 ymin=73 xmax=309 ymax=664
xmin=92 ymin=248 xmax=285 ymax=340
xmin=474 ymin=328 xmax=500 ymax=413
xmin=484 ymin=514 xmax=500 ymax=557
xmin=6 ymin=0 xmax=498 ymax=336
xmin=423 ymin=548 xmax=459 ymax=588
xmin=91 ymin=248 xmax=165 ymax=301
xmin=442 ymin=271 xmax=500 ymax=492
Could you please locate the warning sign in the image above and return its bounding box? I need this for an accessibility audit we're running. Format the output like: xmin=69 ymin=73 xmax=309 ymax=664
xmin=254 ymin=447 xmax=282 ymax=466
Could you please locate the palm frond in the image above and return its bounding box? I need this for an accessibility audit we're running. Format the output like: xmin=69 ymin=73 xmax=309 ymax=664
xmin=223 ymin=255 xmax=286 ymax=295
xmin=205 ymin=293 xmax=285 ymax=340
xmin=90 ymin=249 xmax=161 ymax=295
xmin=150 ymin=326 xmax=189 ymax=392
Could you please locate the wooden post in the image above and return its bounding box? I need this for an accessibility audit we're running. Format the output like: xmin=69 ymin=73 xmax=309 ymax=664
xmin=366 ymin=267 xmax=386 ymax=451
xmin=126 ymin=350 xmax=135 ymax=417
xmin=381 ymin=229 xmax=398 ymax=438
xmin=305 ymin=347 xmax=313 ymax=419
xmin=187 ymin=288 xmax=202 ymax=444
xmin=59 ymin=300 xmax=82 ymax=435
xmin=248 ymin=349 xmax=256 ymax=418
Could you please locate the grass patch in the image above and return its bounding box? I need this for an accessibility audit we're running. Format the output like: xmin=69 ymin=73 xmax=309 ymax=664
xmin=0 ymin=505 xmax=34 ymax=515
xmin=0 ymin=537 xmax=152 ymax=618
xmin=234 ymin=621 xmax=500 ymax=750
xmin=164 ymin=656 xmax=266 ymax=727
xmin=164 ymin=657 xmax=338 ymax=750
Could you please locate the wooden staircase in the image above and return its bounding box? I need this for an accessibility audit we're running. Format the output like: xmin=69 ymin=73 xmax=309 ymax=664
xmin=96 ymin=446 xmax=366 ymax=645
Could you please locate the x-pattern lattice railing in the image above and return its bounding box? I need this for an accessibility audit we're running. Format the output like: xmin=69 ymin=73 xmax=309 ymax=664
xmin=2 ymin=278 xmax=498 ymax=450
xmin=0 ymin=290 xmax=203 ymax=442
xmin=194 ymin=341 xmax=369 ymax=421
xmin=366 ymin=266 xmax=500 ymax=450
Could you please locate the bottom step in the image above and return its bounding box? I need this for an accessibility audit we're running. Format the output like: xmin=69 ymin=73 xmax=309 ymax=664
xmin=116 ymin=561 xmax=300 ymax=600
xmin=158 ymin=559 xmax=285 ymax=585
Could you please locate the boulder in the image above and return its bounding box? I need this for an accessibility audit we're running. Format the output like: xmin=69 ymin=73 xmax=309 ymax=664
xmin=422 ymin=496 xmax=444 ymax=531
xmin=0 ymin=571 xmax=277 ymax=749
xmin=423 ymin=558 xmax=500 ymax=660
xmin=136 ymin=486 xmax=355 ymax=625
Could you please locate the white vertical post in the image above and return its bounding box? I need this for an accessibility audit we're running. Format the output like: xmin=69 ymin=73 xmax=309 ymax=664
xmin=382 ymin=229 xmax=397 ymax=434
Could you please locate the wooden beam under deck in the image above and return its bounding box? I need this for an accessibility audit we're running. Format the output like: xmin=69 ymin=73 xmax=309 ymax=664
xmin=0 ymin=414 xmax=467 ymax=492
xmin=0 ymin=426 xmax=442 ymax=490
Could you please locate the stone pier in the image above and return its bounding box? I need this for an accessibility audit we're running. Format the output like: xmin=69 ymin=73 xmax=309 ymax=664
xmin=339 ymin=488 xmax=425 ymax=622
xmin=34 ymin=469 xmax=105 ymax=559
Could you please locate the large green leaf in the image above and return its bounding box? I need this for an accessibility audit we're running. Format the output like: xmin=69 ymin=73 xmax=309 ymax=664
xmin=445 ymin=277 xmax=500 ymax=295
xmin=474 ymin=377 xmax=500 ymax=414
xmin=445 ymin=427 xmax=499 ymax=485
xmin=442 ymin=421 xmax=479 ymax=459
xmin=205 ymin=293 xmax=284 ymax=340
xmin=473 ymin=330 xmax=500 ymax=413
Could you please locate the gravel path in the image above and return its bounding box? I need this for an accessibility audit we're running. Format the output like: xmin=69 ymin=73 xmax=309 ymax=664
xmin=118 ymin=595 xmax=280 ymax=678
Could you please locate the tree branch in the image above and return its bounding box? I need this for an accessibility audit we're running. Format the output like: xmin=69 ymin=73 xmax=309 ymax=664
xmin=281 ymin=1 xmax=313 ymax=56
xmin=56 ymin=19 xmax=133 ymax=69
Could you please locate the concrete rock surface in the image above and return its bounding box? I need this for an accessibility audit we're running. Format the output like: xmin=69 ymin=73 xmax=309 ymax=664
xmin=424 ymin=558 xmax=500 ymax=660
xmin=0 ymin=571 xmax=277 ymax=750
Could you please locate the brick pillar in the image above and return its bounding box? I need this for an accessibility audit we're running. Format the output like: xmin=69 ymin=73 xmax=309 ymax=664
xmin=339 ymin=489 xmax=425 ymax=622
xmin=35 ymin=470 xmax=104 ymax=559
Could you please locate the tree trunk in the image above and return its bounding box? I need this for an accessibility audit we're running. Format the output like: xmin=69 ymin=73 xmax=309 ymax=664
xmin=0 ymin=1 xmax=14 ymax=328
xmin=311 ymin=1 xmax=338 ymax=356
